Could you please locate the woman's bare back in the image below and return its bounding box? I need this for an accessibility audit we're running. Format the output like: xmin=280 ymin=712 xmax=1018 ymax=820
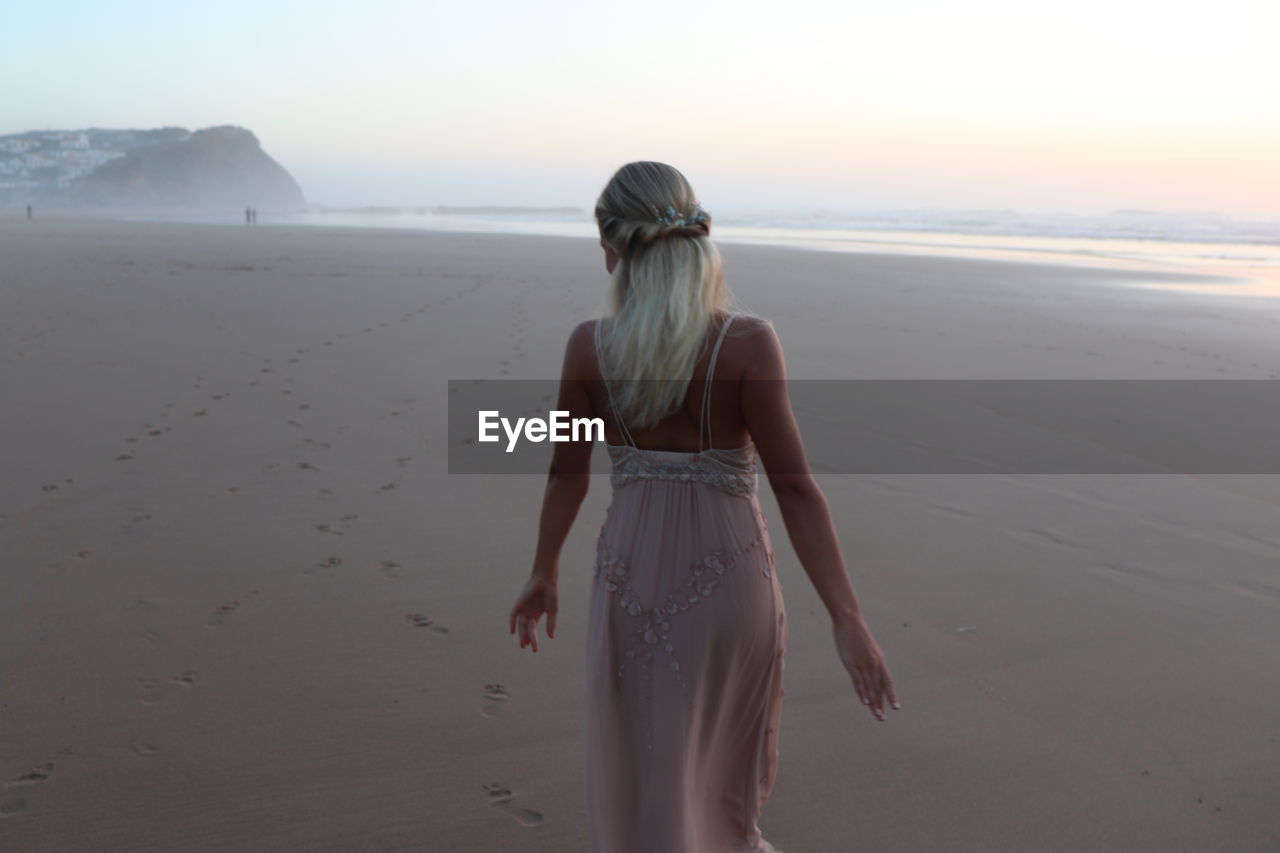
xmin=582 ymin=311 xmax=770 ymax=452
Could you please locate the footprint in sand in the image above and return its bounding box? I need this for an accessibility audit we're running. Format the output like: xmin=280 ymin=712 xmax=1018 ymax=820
xmin=304 ymin=556 xmax=343 ymax=575
xmin=395 ymin=456 xmax=413 ymax=468
xmin=311 ymin=516 xmax=355 ymax=536
xmin=138 ymin=671 xmax=198 ymax=704
xmin=380 ymin=559 xmax=402 ymax=579
xmin=929 ymin=502 xmax=974 ymax=518
xmin=207 ymin=590 xmax=260 ymax=627
xmin=480 ymin=683 xmax=509 ymax=717
xmin=41 ymin=484 xmax=59 ymax=492
xmin=130 ymin=743 xmax=160 ymax=758
xmin=115 ymin=453 xmax=134 ymax=461
xmin=405 ymin=613 xmax=448 ymax=635
xmin=7 ymin=763 xmax=53 ymax=787
xmin=0 ymin=762 xmax=55 ymax=818
xmin=1008 ymin=527 xmax=1075 ymax=550
xmin=480 ymin=783 xmax=543 ymax=827
xmin=193 ymin=409 xmax=207 ymax=417
xmin=378 ymin=483 xmax=397 ymax=492
xmin=120 ymin=514 xmax=152 ymax=535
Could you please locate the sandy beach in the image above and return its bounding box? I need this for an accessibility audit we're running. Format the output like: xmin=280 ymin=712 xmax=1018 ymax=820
xmin=3 ymin=213 xmax=1279 ymax=852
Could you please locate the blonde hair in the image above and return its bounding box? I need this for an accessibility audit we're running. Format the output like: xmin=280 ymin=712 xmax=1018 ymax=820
xmin=594 ymin=161 xmax=733 ymax=430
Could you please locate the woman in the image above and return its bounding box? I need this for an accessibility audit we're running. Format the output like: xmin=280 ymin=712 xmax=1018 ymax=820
xmin=508 ymin=162 xmax=899 ymax=853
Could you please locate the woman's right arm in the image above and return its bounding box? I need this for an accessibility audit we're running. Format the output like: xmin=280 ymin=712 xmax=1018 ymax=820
xmin=741 ymin=319 xmax=900 ymax=722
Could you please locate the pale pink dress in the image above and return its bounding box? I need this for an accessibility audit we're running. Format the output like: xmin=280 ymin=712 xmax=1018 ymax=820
xmin=586 ymin=315 xmax=788 ymax=853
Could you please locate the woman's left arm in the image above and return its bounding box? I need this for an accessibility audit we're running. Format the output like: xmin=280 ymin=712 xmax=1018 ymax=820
xmin=509 ymin=321 xmax=597 ymax=652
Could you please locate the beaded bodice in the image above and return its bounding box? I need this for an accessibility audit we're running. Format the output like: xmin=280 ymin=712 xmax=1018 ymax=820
xmin=595 ymin=312 xmax=754 ymax=497
xmin=606 ymin=443 xmax=759 ymax=497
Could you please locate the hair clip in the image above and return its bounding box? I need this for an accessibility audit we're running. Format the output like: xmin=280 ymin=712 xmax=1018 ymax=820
xmin=652 ymin=203 xmax=708 ymax=227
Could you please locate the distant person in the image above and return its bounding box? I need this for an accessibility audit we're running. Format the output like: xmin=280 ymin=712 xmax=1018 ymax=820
xmin=507 ymin=161 xmax=899 ymax=853
xmin=245 ymin=206 xmax=252 ymax=225
xmin=26 ymin=204 xmax=32 ymax=219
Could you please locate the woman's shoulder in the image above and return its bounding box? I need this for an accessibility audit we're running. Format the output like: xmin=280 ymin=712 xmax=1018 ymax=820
xmin=724 ymin=311 xmax=773 ymax=336
xmin=566 ymin=317 xmax=611 ymax=349
xmin=720 ymin=312 xmax=782 ymax=377
xmin=562 ymin=319 xmax=604 ymax=379
xmin=722 ymin=312 xmax=777 ymax=352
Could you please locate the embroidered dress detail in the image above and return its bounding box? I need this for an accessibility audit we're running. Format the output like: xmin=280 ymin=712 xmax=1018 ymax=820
xmin=585 ymin=313 xmax=788 ymax=853
xmin=607 ymin=444 xmax=758 ymax=497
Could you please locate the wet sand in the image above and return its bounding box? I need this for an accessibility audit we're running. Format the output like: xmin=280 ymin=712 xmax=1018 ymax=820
xmin=3 ymin=213 xmax=1279 ymax=851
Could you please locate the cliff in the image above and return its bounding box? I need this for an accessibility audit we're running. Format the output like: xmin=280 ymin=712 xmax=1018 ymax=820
xmin=0 ymin=125 xmax=305 ymax=209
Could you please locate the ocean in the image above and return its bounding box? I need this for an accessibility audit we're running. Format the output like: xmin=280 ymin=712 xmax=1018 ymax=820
xmin=283 ymin=206 xmax=1280 ymax=275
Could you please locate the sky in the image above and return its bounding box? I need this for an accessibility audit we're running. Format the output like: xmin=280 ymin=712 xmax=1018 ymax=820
xmin=4 ymin=0 xmax=1279 ymax=215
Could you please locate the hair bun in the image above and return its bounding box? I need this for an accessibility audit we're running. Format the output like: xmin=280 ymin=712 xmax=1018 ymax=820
xmin=667 ymin=220 xmax=710 ymax=239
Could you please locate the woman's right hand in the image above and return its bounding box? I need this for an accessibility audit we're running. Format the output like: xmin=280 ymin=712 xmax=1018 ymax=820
xmin=833 ymin=616 xmax=900 ymax=721
xmin=509 ymin=573 xmax=558 ymax=653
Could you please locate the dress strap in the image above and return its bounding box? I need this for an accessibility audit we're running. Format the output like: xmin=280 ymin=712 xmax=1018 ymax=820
xmin=699 ymin=313 xmax=735 ymax=452
xmin=594 ymin=319 xmax=637 ymax=448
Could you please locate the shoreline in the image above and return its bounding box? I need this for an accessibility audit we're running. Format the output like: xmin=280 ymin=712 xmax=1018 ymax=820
xmin=6 ymin=207 xmax=1278 ymax=299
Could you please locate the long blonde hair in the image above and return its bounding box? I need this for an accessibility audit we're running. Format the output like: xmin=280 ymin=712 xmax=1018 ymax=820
xmin=594 ymin=161 xmax=732 ymax=429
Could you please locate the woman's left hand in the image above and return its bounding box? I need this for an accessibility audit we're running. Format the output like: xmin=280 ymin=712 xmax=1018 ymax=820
xmin=509 ymin=574 xmax=558 ymax=652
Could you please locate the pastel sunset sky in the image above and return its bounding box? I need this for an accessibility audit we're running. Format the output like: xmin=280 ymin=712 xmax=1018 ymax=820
xmin=6 ymin=0 xmax=1278 ymax=214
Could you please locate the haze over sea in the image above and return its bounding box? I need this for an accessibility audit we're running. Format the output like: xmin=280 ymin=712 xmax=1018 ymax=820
xmin=134 ymin=204 xmax=1280 ymax=295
